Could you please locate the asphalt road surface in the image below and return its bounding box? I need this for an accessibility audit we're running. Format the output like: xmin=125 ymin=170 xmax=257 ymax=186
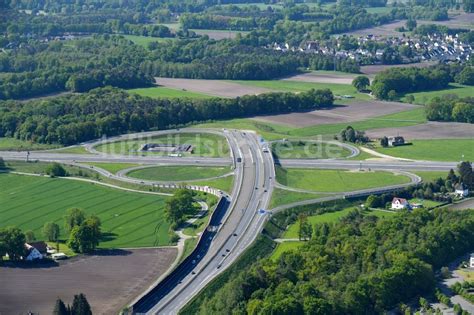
xmin=0 ymin=128 xmax=465 ymax=315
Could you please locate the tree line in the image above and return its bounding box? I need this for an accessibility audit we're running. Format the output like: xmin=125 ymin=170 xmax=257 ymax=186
xmin=371 ymin=64 xmax=473 ymax=100
xmin=425 ymin=94 xmax=474 ymax=123
xmin=0 ymin=87 xmax=334 ymax=145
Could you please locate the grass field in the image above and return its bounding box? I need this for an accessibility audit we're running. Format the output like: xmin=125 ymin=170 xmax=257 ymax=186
xmin=192 ymin=175 xmax=234 ymax=192
xmin=269 ymin=188 xmax=328 ymax=209
xmin=232 ymin=80 xmax=371 ymax=101
xmin=375 ymin=139 xmax=474 ymax=161
xmin=123 ymin=35 xmax=175 ymax=46
xmin=283 ymin=207 xmax=396 ymax=238
xmin=276 ymin=167 xmax=411 ymax=192
xmin=128 ymin=86 xmax=213 ymax=99
xmin=179 ymin=237 xmax=198 ymax=264
xmin=95 ymin=133 xmax=230 ymax=158
xmin=270 ymin=241 xmax=305 ymax=261
xmin=0 ymin=137 xmax=59 ymax=151
xmin=49 ymin=146 xmax=91 ymax=154
xmin=412 ymin=171 xmax=447 ymax=183
xmin=196 ymin=107 xmax=426 ymax=140
xmin=83 ymin=162 xmax=142 ymax=174
xmin=402 ymin=83 xmax=474 ymax=105
xmin=271 ymin=140 xmax=352 ymax=159
xmin=126 ymin=165 xmax=232 ymax=181
xmin=0 ymin=173 xmax=171 ymax=248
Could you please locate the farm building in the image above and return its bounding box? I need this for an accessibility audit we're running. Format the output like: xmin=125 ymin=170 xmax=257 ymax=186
xmin=388 ymin=136 xmax=405 ymax=147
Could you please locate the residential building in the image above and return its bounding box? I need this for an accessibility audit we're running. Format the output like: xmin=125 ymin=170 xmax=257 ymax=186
xmin=391 ymin=197 xmax=410 ymax=210
xmin=455 ymin=183 xmax=469 ymax=198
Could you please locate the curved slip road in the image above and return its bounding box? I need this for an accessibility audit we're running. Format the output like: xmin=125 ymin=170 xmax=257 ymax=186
xmin=0 ymin=127 xmax=467 ymax=315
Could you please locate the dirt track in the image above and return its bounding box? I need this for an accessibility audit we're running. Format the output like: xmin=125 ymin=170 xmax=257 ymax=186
xmin=283 ymin=72 xmax=359 ymax=85
xmin=253 ymin=100 xmax=417 ymax=127
xmin=0 ymin=248 xmax=177 ymax=315
xmin=155 ymin=77 xmax=272 ymax=98
xmin=366 ymin=121 xmax=474 ymax=140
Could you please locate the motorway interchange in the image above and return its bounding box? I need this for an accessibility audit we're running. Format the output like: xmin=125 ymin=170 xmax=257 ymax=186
xmin=0 ymin=128 xmax=460 ymax=314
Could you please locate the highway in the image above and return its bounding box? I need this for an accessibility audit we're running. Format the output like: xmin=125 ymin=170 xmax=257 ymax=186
xmin=0 ymin=128 xmax=463 ymax=315
xmin=131 ymin=130 xmax=274 ymax=314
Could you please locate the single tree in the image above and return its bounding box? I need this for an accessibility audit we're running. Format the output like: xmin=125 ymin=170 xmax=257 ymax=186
xmin=25 ymin=230 xmax=36 ymax=242
xmin=0 ymin=157 xmax=6 ymax=170
xmin=366 ymin=195 xmax=381 ymax=208
xmin=53 ymin=298 xmax=69 ymax=315
xmin=352 ymin=75 xmax=370 ymax=92
xmin=380 ymin=136 xmax=389 ymax=148
xmin=71 ymin=293 xmax=92 ymax=315
xmin=0 ymin=227 xmax=26 ymax=261
xmin=67 ymin=224 xmax=98 ymax=254
xmin=46 ymin=163 xmax=67 ymax=177
xmin=406 ymin=18 xmax=417 ymax=31
xmin=458 ymin=161 xmax=473 ymax=189
xmin=43 ymin=222 xmax=60 ymax=242
xmin=64 ymin=208 xmax=86 ymax=232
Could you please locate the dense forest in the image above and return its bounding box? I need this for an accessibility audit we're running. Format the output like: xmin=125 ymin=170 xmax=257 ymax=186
xmin=0 ymin=87 xmax=333 ymax=145
xmin=196 ymin=208 xmax=474 ymax=314
xmin=0 ymin=35 xmax=358 ymax=100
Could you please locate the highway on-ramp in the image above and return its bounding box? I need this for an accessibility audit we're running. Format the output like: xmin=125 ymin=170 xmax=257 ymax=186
xmin=0 ymin=128 xmax=464 ymax=315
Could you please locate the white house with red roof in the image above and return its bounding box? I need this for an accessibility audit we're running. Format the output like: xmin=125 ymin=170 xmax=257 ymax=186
xmin=391 ymin=197 xmax=410 ymax=210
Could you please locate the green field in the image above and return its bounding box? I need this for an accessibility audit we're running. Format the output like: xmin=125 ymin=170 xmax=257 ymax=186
xmin=82 ymin=162 xmax=142 ymax=174
xmin=49 ymin=146 xmax=91 ymax=154
xmin=412 ymin=171 xmax=448 ymax=183
xmin=402 ymin=83 xmax=474 ymax=105
xmin=126 ymin=165 xmax=232 ymax=181
xmin=95 ymin=133 xmax=230 ymax=158
xmin=128 ymin=86 xmax=213 ymax=99
xmin=192 ymin=175 xmax=234 ymax=192
xmin=0 ymin=173 xmax=171 ymax=248
xmin=375 ymin=139 xmax=474 ymax=161
xmin=123 ymin=34 xmax=175 ymax=46
xmin=269 ymin=188 xmax=328 ymax=209
xmin=0 ymin=137 xmax=59 ymax=151
xmin=276 ymin=167 xmax=411 ymax=192
xmin=283 ymin=207 xmax=396 ymax=238
xmin=232 ymin=80 xmax=371 ymax=101
xmin=272 ymin=140 xmax=352 ymax=159
xmin=196 ymin=107 xmax=426 ymax=140
xmin=271 ymin=241 xmax=305 ymax=261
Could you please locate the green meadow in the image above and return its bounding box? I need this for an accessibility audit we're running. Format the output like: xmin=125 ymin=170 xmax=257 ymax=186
xmin=94 ymin=132 xmax=230 ymax=158
xmin=126 ymin=165 xmax=232 ymax=182
xmin=375 ymin=139 xmax=474 ymax=161
xmin=0 ymin=173 xmax=171 ymax=248
xmin=122 ymin=34 xmax=176 ymax=46
xmin=128 ymin=86 xmax=213 ymax=99
xmin=276 ymin=167 xmax=411 ymax=192
xmin=402 ymin=83 xmax=474 ymax=105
